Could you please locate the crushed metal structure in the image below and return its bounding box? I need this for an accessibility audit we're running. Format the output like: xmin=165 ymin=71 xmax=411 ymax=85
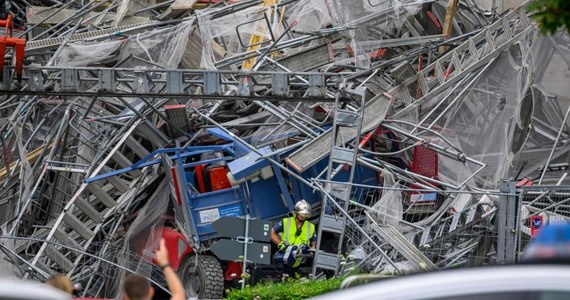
xmin=0 ymin=0 xmax=569 ymax=298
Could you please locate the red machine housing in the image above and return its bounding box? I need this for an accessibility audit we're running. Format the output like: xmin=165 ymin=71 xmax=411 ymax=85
xmin=208 ymin=166 xmax=232 ymax=191
xmin=131 ymin=226 xmax=192 ymax=272
xmin=0 ymin=14 xmax=26 ymax=81
xmin=160 ymin=227 xmax=193 ymax=271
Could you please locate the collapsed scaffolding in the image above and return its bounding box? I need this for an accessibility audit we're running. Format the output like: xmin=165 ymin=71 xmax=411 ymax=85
xmin=0 ymin=0 xmax=569 ymax=298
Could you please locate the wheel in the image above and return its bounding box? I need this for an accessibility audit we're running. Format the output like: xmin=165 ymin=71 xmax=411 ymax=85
xmin=178 ymin=254 xmax=224 ymax=299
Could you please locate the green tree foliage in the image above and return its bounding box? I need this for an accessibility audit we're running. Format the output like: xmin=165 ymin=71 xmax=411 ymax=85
xmin=529 ymin=0 xmax=570 ymax=34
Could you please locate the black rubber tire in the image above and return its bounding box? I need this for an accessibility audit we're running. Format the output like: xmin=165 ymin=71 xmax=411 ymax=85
xmin=178 ymin=254 xmax=224 ymax=299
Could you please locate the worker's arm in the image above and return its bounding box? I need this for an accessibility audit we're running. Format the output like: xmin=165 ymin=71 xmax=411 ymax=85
xmin=310 ymin=227 xmax=317 ymax=249
xmin=271 ymin=227 xmax=282 ymax=245
xmin=272 ymin=221 xmax=289 ymax=252
xmin=156 ymin=238 xmax=186 ymax=300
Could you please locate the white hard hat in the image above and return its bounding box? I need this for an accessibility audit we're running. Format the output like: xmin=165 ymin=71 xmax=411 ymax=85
xmin=294 ymin=200 xmax=311 ymax=218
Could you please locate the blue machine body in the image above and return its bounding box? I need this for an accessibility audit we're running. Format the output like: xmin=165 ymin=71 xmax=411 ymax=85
xmin=227 ymin=146 xmax=272 ymax=180
xmin=84 ymin=131 xmax=381 ymax=248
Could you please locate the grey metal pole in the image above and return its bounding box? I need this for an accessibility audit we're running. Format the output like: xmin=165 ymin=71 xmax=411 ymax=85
xmin=497 ymin=180 xmax=517 ymax=263
xmin=241 ymin=214 xmax=250 ymax=290
xmin=423 ymin=58 xmax=497 ymax=133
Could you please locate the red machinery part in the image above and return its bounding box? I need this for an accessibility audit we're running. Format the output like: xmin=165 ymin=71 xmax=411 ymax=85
xmin=160 ymin=227 xmax=193 ymax=271
xmin=426 ymin=11 xmax=442 ymax=29
xmin=0 ymin=14 xmax=26 ymax=81
xmin=195 ymin=164 xmax=207 ymax=193
xmin=410 ymin=145 xmax=439 ymax=193
xmin=345 ymin=44 xmax=386 ymax=60
xmin=130 ymin=227 xmax=192 ymax=272
xmin=516 ymin=177 xmax=534 ymax=187
xmin=170 ymin=166 xmax=183 ymax=205
xmin=208 ymin=166 xmax=232 ymax=191
xmin=0 ymin=14 xmax=13 ymax=31
xmin=412 ymin=145 xmax=439 ymax=178
xmin=224 ymin=261 xmax=242 ymax=281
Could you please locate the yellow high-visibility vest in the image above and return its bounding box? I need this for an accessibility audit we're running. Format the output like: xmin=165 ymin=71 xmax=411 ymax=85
xmin=281 ymin=217 xmax=315 ymax=247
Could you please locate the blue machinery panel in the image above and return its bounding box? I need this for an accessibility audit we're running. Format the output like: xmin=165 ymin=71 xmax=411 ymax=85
xmin=189 ymin=188 xmax=247 ymax=241
xmin=246 ymin=176 xmax=290 ymax=221
xmin=84 ymin=142 xmax=382 ymax=246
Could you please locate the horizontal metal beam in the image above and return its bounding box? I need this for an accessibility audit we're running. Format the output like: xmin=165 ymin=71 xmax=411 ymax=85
xmin=0 ymin=91 xmax=343 ymax=102
xmin=1 ymin=67 xmax=347 ymax=101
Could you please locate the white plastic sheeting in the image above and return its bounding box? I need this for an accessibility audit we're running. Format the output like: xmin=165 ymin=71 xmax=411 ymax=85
xmin=286 ymin=0 xmax=426 ymax=69
xmin=509 ymin=32 xmax=570 ymax=181
xmin=369 ymin=171 xmax=403 ymax=229
xmin=112 ymin=179 xmax=171 ymax=299
xmin=50 ymin=19 xmax=195 ymax=69
xmin=437 ymin=36 xmax=534 ymax=189
xmin=114 ymin=0 xmax=156 ymax=27
xmin=119 ymin=19 xmax=195 ymax=69
xmin=52 ymin=40 xmax=123 ymax=67
xmin=197 ymin=6 xmax=273 ymax=69
xmin=285 ymin=0 xmax=339 ymax=33
xmin=197 ymin=0 xmax=426 ymax=70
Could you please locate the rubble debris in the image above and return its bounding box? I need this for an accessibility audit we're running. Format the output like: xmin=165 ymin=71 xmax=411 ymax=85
xmin=0 ymin=0 xmax=569 ymax=298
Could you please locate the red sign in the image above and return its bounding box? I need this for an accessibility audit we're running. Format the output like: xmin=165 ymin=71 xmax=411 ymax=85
xmin=530 ymin=215 xmax=544 ymax=238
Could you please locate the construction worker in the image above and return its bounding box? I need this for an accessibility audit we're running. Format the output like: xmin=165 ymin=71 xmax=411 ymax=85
xmin=271 ymin=199 xmax=316 ymax=277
